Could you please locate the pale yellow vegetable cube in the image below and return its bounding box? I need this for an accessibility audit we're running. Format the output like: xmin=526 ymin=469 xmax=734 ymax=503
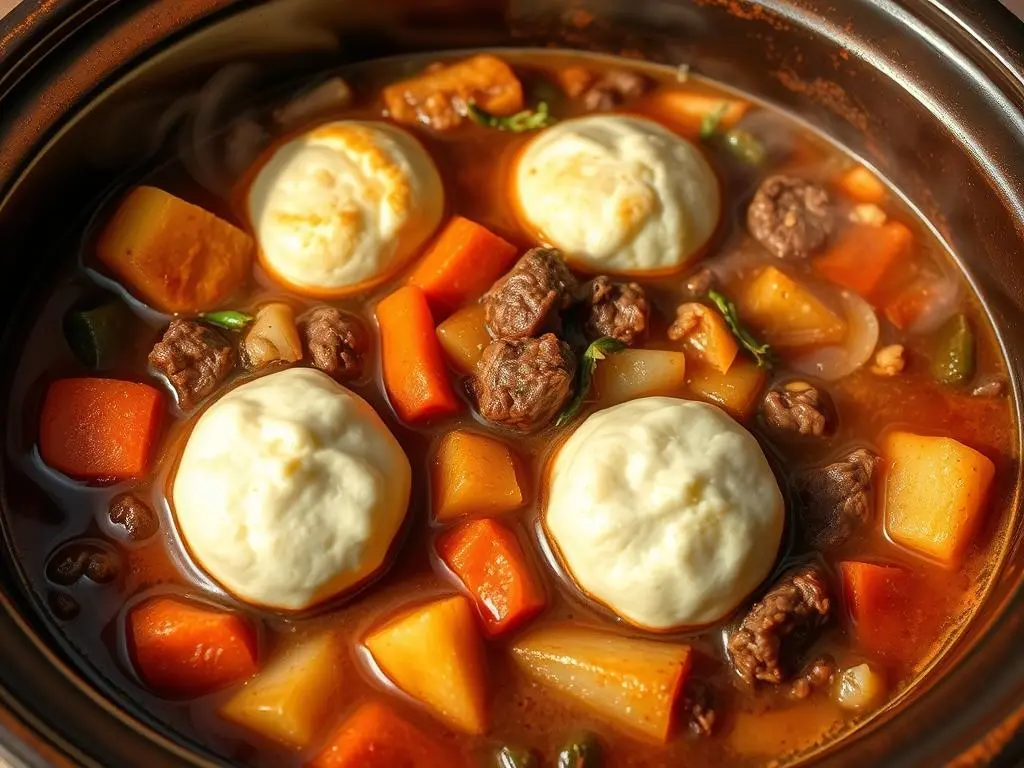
xmin=219 ymin=631 xmax=344 ymax=750
xmin=593 ymin=349 xmax=687 ymax=407
xmin=436 ymin=303 xmax=491 ymax=374
xmin=738 ymin=267 xmax=847 ymax=348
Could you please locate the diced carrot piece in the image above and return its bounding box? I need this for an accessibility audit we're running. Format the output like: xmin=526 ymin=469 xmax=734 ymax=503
xmin=685 ymin=355 xmax=767 ymax=420
xmin=364 ymin=595 xmax=487 ymax=734
xmin=437 ymin=519 xmax=545 ymax=637
xmin=837 ymin=166 xmax=887 ymax=203
xmin=646 ymin=90 xmax=749 ymax=138
xmin=840 ymin=561 xmax=916 ymax=659
xmin=883 ymin=275 xmax=950 ymax=330
xmin=882 ymin=431 xmax=995 ymax=565
xmin=96 ymin=186 xmax=253 ymax=313
xmin=39 ymin=378 xmax=163 ymax=482
xmin=672 ymin=302 xmax=739 ymax=373
xmin=737 ymin=266 xmax=847 ymax=348
xmin=310 ymin=701 xmax=461 ymax=768
xmin=377 ymin=286 xmax=462 ymax=424
xmin=432 ymin=430 xmax=523 ymax=522
xmin=383 ymin=55 xmax=523 ymax=130
xmin=436 ymin=304 xmax=491 ymax=374
xmin=814 ymin=222 xmax=912 ymax=301
xmin=408 ymin=217 xmax=517 ymax=317
xmin=128 ymin=596 xmax=258 ymax=698
xmin=510 ymin=625 xmax=691 ymax=743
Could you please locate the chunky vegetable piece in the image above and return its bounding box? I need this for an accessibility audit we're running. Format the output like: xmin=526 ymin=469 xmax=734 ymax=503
xmin=96 ymin=186 xmax=253 ymax=313
xmin=813 ymin=221 xmax=911 ymax=300
xmin=219 ymin=632 xmax=343 ymax=749
xmin=39 ymin=378 xmax=163 ymax=482
xmin=647 ymin=91 xmax=748 ymax=138
xmin=839 ymin=561 xmax=915 ymax=658
xmin=556 ymin=337 xmax=626 ymax=426
xmin=436 ymin=303 xmax=491 ymax=374
xmin=738 ymin=267 xmax=847 ymax=347
xmin=241 ymin=302 xmax=302 ymax=369
xmin=837 ymin=166 xmax=887 ymax=203
xmin=685 ymin=355 xmax=767 ymax=420
xmin=310 ymin=701 xmax=459 ymax=768
xmin=883 ymin=431 xmax=995 ymax=565
xmin=408 ymin=217 xmax=518 ymax=316
xmin=510 ymin=625 xmax=691 ymax=743
xmin=671 ymin=302 xmax=739 ymax=373
xmin=432 ymin=430 xmax=523 ymax=522
xmin=63 ymin=299 xmax=135 ymax=370
xmin=364 ymin=595 xmax=487 ymax=734
xmin=128 ymin=597 xmax=258 ymax=697
xmin=931 ymin=313 xmax=976 ymax=386
xmin=593 ymin=349 xmax=687 ymax=407
xmin=438 ymin=518 xmax=545 ymax=637
xmin=377 ymin=286 xmax=462 ymax=423
xmin=382 ymin=55 xmax=524 ymax=130
xmin=834 ymin=663 xmax=887 ymax=712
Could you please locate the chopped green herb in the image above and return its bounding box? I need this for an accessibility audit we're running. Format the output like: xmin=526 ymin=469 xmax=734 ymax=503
xmin=555 ymin=337 xmax=626 ymax=427
xmin=200 ymin=310 xmax=254 ymax=331
xmin=706 ymin=289 xmax=774 ymax=368
xmin=699 ymin=102 xmax=730 ymax=139
xmin=467 ymin=100 xmax=555 ymax=132
xmin=722 ymin=128 xmax=767 ymax=165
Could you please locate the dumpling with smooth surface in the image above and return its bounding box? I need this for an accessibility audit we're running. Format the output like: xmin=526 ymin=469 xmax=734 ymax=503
xmin=544 ymin=397 xmax=784 ymax=630
xmin=247 ymin=120 xmax=444 ymax=296
xmin=514 ymin=115 xmax=720 ymax=275
xmin=173 ymin=367 xmax=411 ymax=610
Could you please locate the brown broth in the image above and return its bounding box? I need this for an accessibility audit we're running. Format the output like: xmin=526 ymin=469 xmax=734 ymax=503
xmin=1 ymin=49 xmax=1017 ymax=767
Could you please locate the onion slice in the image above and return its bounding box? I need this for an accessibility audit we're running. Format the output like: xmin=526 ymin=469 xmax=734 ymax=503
xmin=791 ymin=289 xmax=879 ymax=381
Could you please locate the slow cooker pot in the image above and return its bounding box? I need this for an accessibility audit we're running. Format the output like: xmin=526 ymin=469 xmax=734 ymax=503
xmin=0 ymin=0 xmax=1023 ymax=765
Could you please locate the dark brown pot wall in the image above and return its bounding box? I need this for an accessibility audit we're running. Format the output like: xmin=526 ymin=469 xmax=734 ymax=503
xmin=0 ymin=1 xmax=1023 ymax=765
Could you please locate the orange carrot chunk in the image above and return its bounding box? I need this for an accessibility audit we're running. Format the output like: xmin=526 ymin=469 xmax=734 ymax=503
xmin=840 ymin=561 xmax=915 ymax=660
xmin=310 ymin=701 xmax=461 ymax=768
xmin=837 ymin=166 xmax=887 ymax=203
xmin=408 ymin=217 xmax=517 ymax=317
xmin=377 ymin=285 xmax=463 ymax=424
xmin=813 ymin=221 xmax=912 ymax=301
xmin=437 ymin=518 xmax=545 ymax=637
xmin=39 ymin=378 xmax=163 ymax=482
xmin=128 ymin=596 xmax=258 ymax=698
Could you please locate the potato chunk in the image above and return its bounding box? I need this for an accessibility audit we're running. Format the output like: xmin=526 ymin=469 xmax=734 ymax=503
xmin=96 ymin=186 xmax=253 ymax=313
xmin=883 ymin=431 xmax=995 ymax=565
xmin=738 ymin=266 xmax=846 ymax=348
xmin=432 ymin=430 xmax=523 ymax=522
xmin=436 ymin=303 xmax=491 ymax=374
xmin=510 ymin=625 xmax=691 ymax=742
xmin=593 ymin=349 xmax=687 ymax=407
xmin=685 ymin=355 xmax=767 ymax=420
xmin=364 ymin=595 xmax=487 ymax=734
xmin=219 ymin=631 xmax=344 ymax=750
xmin=383 ymin=55 xmax=524 ymax=131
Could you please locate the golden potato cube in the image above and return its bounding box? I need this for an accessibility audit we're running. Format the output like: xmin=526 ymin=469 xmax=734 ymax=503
xmin=738 ymin=266 xmax=847 ymax=348
xmin=432 ymin=429 xmax=523 ymax=522
xmin=436 ymin=303 xmax=491 ymax=374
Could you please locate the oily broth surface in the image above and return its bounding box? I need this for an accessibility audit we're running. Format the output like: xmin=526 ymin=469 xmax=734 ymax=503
xmin=1 ymin=49 xmax=1017 ymax=767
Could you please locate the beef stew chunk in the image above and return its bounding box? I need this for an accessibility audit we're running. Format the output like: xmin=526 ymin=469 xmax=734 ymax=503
xmin=47 ymin=541 xmax=120 ymax=586
xmin=682 ymin=267 xmax=715 ymax=299
xmin=683 ymin=681 xmax=717 ymax=737
xmin=148 ymin=320 xmax=233 ymax=410
xmin=109 ymin=493 xmax=159 ymax=542
xmin=798 ymin=448 xmax=879 ymax=549
xmin=472 ymin=334 xmax=576 ymax=431
xmin=789 ymin=655 xmax=837 ymax=700
xmin=584 ymin=276 xmax=649 ymax=345
xmin=299 ymin=307 xmax=367 ymax=381
xmin=761 ymin=380 xmax=836 ymax=437
xmin=728 ymin=564 xmax=831 ymax=684
xmin=747 ymin=175 xmax=834 ymax=259
xmin=573 ymin=69 xmax=651 ymax=111
xmin=484 ymin=248 xmax=577 ymax=340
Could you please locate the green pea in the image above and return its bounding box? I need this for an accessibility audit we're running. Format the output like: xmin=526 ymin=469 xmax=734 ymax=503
xmin=931 ymin=313 xmax=975 ymax=386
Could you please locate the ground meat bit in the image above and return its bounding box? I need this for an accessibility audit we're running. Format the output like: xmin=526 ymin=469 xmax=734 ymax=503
xmin=727 ymin=563 xmax=831 ymax=685
xmin=582 ymin=69 xmax=650 ymax=111
xmin=85 ymin=551 xmax=119 ymax=583
xmin=747 ymin=175 xmax=834 ymax=260
xmin=47 ymin=591 xmax=80 ymax=621
xmin=46 ymin=541 xmax=120 ymax=586
xmin=789 ymin=655 xmax=837 ymax=700
xmin=484 ymin=248 xmax=577 ymax=339
xmin=798 ymin=448 xmax=879 ymax=549
xmin=761 ymin=381 xmax=836 ymax=437
xmin=299 ymin=307 xmax=367 ymax=381
xmin=471 ymin=334 xmax=576 ymax=432
xmin=109 ymin=493 xmax=159 ymax=542
xmin=584 ymin=276 xmax=649 ymax=345
xmin=148 ymin=320 xmax=233 ymax=410
xmin=871 ymin=344 xmax=906 ymax=376
xmin=682 ymin=267 xmax=715 ymax=298
xmin=683 ymin=681 xmax=717 ymax=737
